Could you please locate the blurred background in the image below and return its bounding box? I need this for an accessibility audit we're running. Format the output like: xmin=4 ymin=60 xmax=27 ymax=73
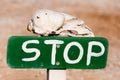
xmin=0 ymin=0 xmax=120 ymax=80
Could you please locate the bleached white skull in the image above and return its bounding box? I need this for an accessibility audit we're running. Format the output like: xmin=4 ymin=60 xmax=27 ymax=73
xmin=27 ymin=9 xmax=94 ymax=37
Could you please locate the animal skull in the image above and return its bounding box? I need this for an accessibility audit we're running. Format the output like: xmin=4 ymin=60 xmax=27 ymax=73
xmin=27 ymin=9 xmax=94 ymax=37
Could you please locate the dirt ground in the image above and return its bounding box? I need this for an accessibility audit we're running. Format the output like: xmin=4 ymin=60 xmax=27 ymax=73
xmin=0 ymin=0 xmax=120 ymax=80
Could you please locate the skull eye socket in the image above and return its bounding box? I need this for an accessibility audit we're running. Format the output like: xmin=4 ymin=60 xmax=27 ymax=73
xmin=45 ymin=13 xmax=47 ymax=15
xmin=36 ymin=16 xmax=40 ymax=19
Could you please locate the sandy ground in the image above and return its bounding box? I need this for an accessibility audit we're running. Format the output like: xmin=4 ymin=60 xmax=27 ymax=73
xmin=0 ymin=0 xmax=120 ymax=80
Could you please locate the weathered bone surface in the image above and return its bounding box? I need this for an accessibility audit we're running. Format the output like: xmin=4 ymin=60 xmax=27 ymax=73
xmin=27 ymin=9 xmax=94 ymax=37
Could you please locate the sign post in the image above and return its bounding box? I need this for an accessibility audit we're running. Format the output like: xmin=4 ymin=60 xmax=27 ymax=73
xmin=47 ymin=69 xmax=66 ymax=80
xmin=7 ymin=36 xmax=108 ymax=80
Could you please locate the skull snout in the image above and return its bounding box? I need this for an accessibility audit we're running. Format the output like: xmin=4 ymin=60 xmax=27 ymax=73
xmin=27 ymin=23 xmax=32 ymax=32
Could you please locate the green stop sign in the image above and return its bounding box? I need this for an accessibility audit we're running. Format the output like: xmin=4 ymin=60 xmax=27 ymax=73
xmin=7 ymin=36 xmax=108 ymax=69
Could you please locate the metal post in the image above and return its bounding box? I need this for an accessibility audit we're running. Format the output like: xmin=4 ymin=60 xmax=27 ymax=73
xmin=47 ymin=69 xmax=66 ymax=80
